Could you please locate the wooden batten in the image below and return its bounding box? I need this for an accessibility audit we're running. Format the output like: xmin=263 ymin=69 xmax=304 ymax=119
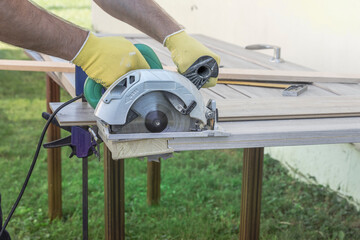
xmin=0 ymin=60 xmax=75 ymax=72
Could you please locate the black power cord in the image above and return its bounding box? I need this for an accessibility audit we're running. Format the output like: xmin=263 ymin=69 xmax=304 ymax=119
xmin=0 ymin=94 xmax=84 ymax=238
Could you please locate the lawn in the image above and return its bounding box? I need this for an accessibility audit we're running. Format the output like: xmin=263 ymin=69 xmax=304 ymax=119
xmin=0 ymin=1 xmax=360 ymax=239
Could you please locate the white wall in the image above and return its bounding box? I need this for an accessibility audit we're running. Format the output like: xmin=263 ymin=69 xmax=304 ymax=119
xmin=92 ymin=0 xmax=360 ymax=74
xmin=266 ymin=144 xmax=360 ymax=206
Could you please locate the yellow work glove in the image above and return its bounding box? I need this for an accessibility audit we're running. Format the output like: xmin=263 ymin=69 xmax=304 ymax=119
xmin=164 ymin=30 xmax=220 ymax=88
xmin=72 ymin=32 xmax=150 ymax=88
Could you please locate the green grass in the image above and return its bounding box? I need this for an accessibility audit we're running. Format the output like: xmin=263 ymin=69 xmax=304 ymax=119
xmin=1 ymin=1 xmax=360 ymax=239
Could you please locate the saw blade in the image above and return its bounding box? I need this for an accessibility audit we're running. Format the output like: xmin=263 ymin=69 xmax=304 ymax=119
xmin=113 ymin=91 xmax=191 ymax=134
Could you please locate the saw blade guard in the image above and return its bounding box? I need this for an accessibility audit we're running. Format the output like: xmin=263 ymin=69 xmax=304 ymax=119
xmin=94 ymin=69 xmax=208 ymax=126
xmin=111 ymin=91 xmax=192 ymax=133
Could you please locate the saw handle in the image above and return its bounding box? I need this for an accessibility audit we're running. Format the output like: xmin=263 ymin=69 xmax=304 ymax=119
xmin=84 ymin=43 xmax=163 ymax=108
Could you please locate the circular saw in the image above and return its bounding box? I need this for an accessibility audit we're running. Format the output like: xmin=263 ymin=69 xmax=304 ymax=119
xmin=94 ymin=69 xmax=217 ymax=137
xmin=83 ymin=43 xmax=222 ymax=141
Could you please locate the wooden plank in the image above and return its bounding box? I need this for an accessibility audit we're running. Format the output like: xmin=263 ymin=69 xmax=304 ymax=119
xmin=46 ymin=76 xmax=62 ymax=220
xmin=216 ymin=96 xmax=360 ymax=121
xmin=169 ymin=117 xmax=360 ymax=151
xmin=218 ymin=68 xmax=360 ymax=83
xmin=130 ymin=36 xmax=267 ymax=69
xmin=50 ymin=96 xmax=360 ymax=126
xmin=0 ymin=59 xmax=75 ymax=72
xmin=161 ymin=67 xmax=360 ymax=84
xmin=193 ymin=34 xmax=311 ymax=71
xmin=240 ymin=148 xmax=264 ymax=240
xmin=47 ymin=101 xmax=360 ymax=149
xmin=49 ymin=102 xmax=96 ymax=126
xmin=129 ymin=36 xmax=338 ymax=98
xmin=130 ymin=37 xmax=266 ymax=69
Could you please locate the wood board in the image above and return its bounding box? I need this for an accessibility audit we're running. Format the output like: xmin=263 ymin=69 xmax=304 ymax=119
xmin=50 ymin=102 xmax=97 ymax=126
xmin=192 ymin=34 xmax=311 ymax=71
xmin=168 ymin=117 xmax=360 ymax=150
xmin=216 ymin=96 xmax=360 ymax=121
xmin=49 ymin=101 xmax=360 ymax=148
xmin=217 ymin=69 xmax=360 ymax=83
xmin=162 ymin=66 xmax=360 ymax=84
xmin=50 ymin=96 xmax=360 ymax=126
xmin=0 ymin=60 xmax=75 ymax=72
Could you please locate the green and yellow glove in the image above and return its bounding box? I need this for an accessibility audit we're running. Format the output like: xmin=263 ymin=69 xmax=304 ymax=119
xmin=72 ymin=32 xmax=150 ymax=88
xmin=164 ymin=30 xmax=220 ymax=88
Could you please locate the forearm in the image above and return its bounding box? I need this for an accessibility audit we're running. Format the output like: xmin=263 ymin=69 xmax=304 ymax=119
xmin=0 ymin=0 xmax=87 ymax=60
xmin=94 ymin=0 xmax=182 ymax=43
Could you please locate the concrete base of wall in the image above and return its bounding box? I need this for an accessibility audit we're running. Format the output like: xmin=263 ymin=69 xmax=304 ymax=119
xmin=266 ymin=144 xmax=360 ymax=208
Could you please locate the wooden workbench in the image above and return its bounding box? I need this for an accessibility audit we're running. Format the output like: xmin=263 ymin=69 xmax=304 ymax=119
xmin=27 ymin=34 xmax=360 ymax=240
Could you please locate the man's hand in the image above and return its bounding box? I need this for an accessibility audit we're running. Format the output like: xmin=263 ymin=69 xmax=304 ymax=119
xmin=72 ymin=33 xmax=150 ymax=87
xmin=164 ymin=31 xmax=220 ymax=88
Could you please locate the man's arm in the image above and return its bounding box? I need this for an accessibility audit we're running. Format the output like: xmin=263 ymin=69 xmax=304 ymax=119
xmin=94 ymin=0 xmax=181 ymax=43
xmin=94 ymin=0 xmax=220 ymax=87
xmin=0 ymin=0 xmax=220 ymax=88
xmin=0 ymin=0 xmax=87 ymax=60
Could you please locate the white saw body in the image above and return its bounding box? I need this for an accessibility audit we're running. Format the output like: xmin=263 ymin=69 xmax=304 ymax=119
xmin=94 ymin=69 xmax=227 ymax=159
xmin=95 ymin=69 xmax=220 ymax=136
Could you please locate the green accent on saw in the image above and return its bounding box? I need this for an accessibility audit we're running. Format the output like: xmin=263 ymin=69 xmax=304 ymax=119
xmin=83 ymin=77 xmax=104 ymax=109
xmin=84 ymin=44 xmax=163 ymax=108
xmin=134 ymin=43 xmax=163 ymax=70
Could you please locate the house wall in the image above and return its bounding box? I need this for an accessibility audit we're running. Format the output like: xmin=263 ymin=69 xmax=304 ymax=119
xmin=266 ymin=144 xmax=360 ymax=207
xmin=91 ymin=0 xmax=360 ymax=206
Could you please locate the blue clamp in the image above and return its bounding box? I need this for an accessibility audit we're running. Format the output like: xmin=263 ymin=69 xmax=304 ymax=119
xmin=41 ymin=112 xmax=100 ymax=159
